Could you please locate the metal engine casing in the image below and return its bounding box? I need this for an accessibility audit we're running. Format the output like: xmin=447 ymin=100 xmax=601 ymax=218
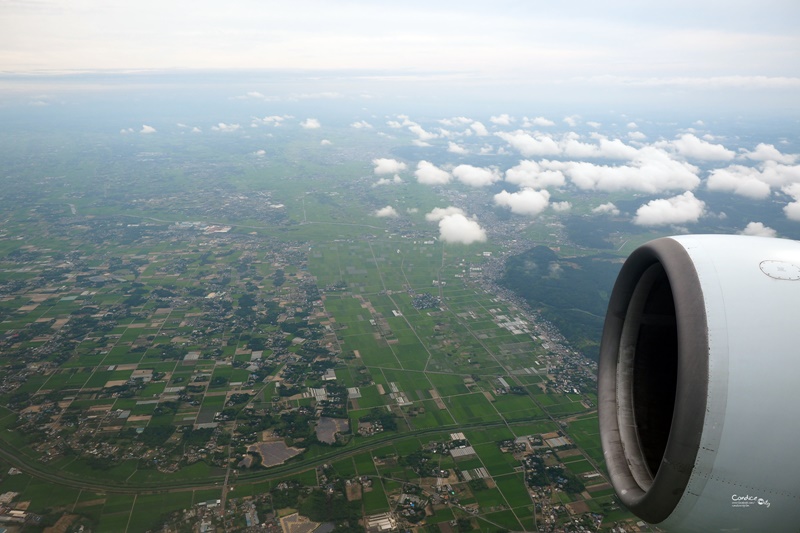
xmin=598 ymin=235 xmax=800 ymax=531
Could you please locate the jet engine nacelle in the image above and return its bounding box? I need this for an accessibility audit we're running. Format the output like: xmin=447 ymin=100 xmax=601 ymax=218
xmin=599 ymin=235 xmax=800 ymax=532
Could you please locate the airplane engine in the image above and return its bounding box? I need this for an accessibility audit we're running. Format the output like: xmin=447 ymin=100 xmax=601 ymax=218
xmin=598 ymin=235 xmax=800 ymax=532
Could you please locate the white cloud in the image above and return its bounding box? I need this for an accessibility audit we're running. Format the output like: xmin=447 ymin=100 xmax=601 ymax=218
xmin=320 ymin=139 xmax=332 ymax=145
xmin=212 ymin=122 xmax=240 ymax=132
xmin=426 ymin=206 xmax=466 ymax=222
xmin=494 ymin=189 xmax=551 ymax=216
xmin=140 ymin=124 xmax=156 ymax=134
xmin=439 ymin=117 xmax=473 ymax=126
xmin=254 ymin=149 xmax=266 ymax=156
xmin=741 ymin=143 xmax=796 ymax=164
xmin=412 ymin=139 xmax=432 ymax=147
xmin=233 ymin=91 xmax=342 ymax=103
xmin=524 ymin=116 xmax=556 ymax=127
xmin=563 ymin=115 xmax=580 ymax=127
xmin=545 ymin=147 xmax=700 ymax=193
xmin=740 ymin=222 xmax=777 ymax=237
xmin=505 ymin=160 xmax=566 ymax=189
xmin=191 ymin=127 xmax=202 ymax=133
xmin=592 ymin=202 xmax=621 ymax=216
xmin=785 ymin=204 xmax=800 ymax=221
xmin=300 ymin=118 xmax=321 ymax=129
xmin=351 ymin=120 xmax=373 ymax=129
xmin=495 ymin=131 xmax=560 ymax=157
xmin=373 ymin=158 xmax=407 ymax=175
xmin=560 ymin=135 xmax=640 ymax=159
xmin=408 ymin=123 xmax=437 ymax=140
xmin=707 ymin=162 xmax=800 ymax=199
xmin=490 ymin=114 xmax=514 ymax=125
xmin=783 ymin=183 xmax=800 ymax=221
xmin=551 ymin=201 xmax=572 ymax=212
xmin=120 ymin=127 xmax=134 ymax=134
xmin=252 ymin=115 xmax=290 ymax=126
xmin=452 ymin=164 xmax=501 ymax=187
xmin=496 ymin=131 xmax=641 ymax=160
xmin=627 ymin=121 xmax=638 ymax=129
xmin=661 ymin=133 xmax=735 ymax=161
xmin=761 ymin=161 xmax=800 ymax=187
xmin=706 ymin=165 xmax=772 ymax=199
xmin=374 ymin=175 xmax=403 ymax=186
xmin=586 ymin=121 xmax=602 ymax=129
xmin=497 ymin=134 xmax=699 ymax=193
xmin=374 ymin=205 xmax=399 ymax=218
xmin=470 ymin=122 xmax=489 ymax=136
xmin=235 ymin=91 xmax=279 ymax=102
xmin=415 ymin=161 xmax=451 ymax=185
xmin=406 ymin=207 xmax=419 ymax=214
xmin=447 ymin=141 xmax=468 ymax=155
xmin=628 ymin=131 xmax=647 ymax=141
xmin=438 ymin=213 xmax=487 ymax=244
xmin=633 ymin=191 xmax=706 ymax=226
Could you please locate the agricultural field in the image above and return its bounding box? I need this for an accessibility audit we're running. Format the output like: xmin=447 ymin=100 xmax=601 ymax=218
xmin=0 ymin=123 xmax=640 ymax=531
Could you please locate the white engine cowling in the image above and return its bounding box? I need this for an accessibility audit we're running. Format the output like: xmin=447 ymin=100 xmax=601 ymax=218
xmin=598 ymin=235 xmax=800 ymax=532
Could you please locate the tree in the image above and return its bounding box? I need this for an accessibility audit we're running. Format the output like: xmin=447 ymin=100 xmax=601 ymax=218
xmin=457 ymin=518 xmax=473 ymax=532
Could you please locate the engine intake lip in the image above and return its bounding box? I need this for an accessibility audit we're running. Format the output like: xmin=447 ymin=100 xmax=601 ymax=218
xmin=598 ymin=237 xmax=709 ymax=524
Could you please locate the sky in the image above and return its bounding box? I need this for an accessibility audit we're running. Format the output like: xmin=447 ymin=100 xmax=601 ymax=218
xmin=1 ymin=0 xmax=799 ymax=114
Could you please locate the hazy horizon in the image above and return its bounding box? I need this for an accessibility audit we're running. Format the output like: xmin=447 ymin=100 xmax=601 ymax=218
xmin=2 ymin=1 xmax=800 ymax=117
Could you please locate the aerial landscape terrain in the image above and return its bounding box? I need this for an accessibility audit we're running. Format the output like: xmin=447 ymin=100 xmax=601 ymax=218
xmin=1 ymin=1 xmax=799 ymax=532
xmin=0 ymin=92 xmax=798 ymax=532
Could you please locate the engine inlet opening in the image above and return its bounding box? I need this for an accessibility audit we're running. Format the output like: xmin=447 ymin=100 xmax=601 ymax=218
xmin=618 ymin=263 xmax=679 ymax=485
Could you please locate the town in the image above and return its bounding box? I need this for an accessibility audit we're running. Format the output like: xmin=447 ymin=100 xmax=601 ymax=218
xmin=0 ymin=181 xmax=640 ymax=531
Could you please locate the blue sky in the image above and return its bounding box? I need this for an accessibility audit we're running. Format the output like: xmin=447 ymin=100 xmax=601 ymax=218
xmin=1 ymin=1 xmax=799 ymax=114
